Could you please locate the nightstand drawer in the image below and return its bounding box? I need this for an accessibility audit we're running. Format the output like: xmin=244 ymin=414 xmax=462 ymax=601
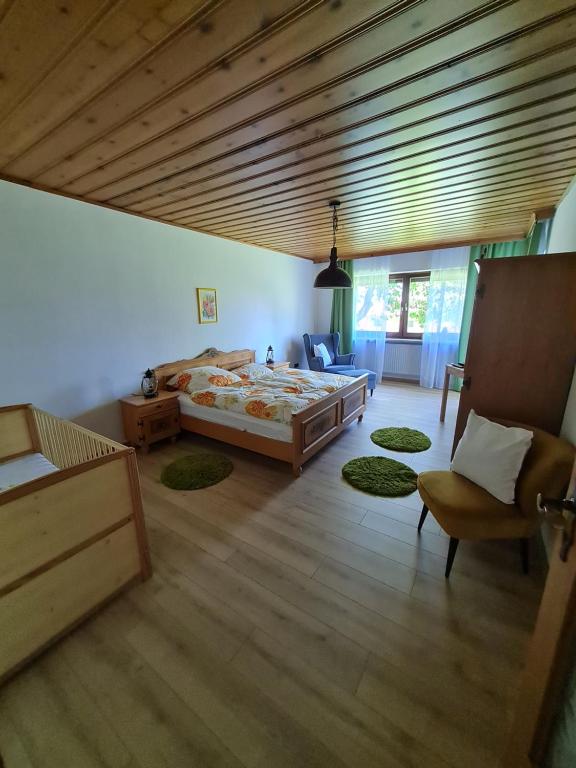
xmin=131 ymin=397 xmax=178 ymax=417
xmin=140 ymin=409 xmax=180 ymax=444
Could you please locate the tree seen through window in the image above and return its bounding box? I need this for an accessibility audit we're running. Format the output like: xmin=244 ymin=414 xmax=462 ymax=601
xmin=354 ymin=271 xmax=430 ymax=338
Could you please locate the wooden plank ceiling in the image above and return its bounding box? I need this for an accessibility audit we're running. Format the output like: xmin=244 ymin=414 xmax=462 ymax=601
xmin=1 ymin=0 xmax=575 ymax=261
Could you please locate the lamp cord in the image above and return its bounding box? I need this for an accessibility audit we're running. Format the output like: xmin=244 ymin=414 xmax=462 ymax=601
xmin=332 ymin=204 xmax=338 ymax=249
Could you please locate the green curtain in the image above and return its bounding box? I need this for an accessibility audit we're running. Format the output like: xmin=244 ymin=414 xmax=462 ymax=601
xmin=457 ymin=221 xmax=550 ymax=364
xmin=330 ymin=260 xmax=354 ymax=355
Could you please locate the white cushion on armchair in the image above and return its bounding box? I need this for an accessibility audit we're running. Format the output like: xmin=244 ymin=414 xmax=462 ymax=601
xmin=451 ymin=410 xmax=533 ymax=504
xmin=313 ymin=343 xmax=332 ymax=367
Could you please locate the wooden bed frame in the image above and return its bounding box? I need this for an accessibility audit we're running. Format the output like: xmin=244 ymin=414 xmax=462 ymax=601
xmin=0 ymin=404 xmax=151 ymax=683
xmin=154 ymin=349 xmax=367 ymax=476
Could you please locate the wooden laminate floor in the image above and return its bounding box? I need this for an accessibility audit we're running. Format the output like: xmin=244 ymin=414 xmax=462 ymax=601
xmin=0 ymin=382 xmax=545 ymax=768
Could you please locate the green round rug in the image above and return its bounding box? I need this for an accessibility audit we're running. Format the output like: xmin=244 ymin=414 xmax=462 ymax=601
xmin=161 ymin=453 xmax=233 ymax=490
xmin=370 ymin=426 xmax=431 ymax=453
xmin=342 ymin=456 xmax=417 ymax=497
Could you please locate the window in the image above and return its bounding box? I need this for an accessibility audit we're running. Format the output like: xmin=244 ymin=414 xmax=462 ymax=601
xmin=386 ymin=272 xmax=430 ymax=339
xmin=353 ymin=268 xmax=430 ymax=339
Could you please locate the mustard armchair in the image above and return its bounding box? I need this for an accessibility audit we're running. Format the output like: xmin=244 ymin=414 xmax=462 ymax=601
xmin=417 ymin=420 xmax=575 ymax=578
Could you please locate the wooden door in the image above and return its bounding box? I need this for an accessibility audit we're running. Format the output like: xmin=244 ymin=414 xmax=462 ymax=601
xmin=455 ymin=253 xmax=576 ymax=447
xmin=503 ymin=460 xmax=576 ymax=767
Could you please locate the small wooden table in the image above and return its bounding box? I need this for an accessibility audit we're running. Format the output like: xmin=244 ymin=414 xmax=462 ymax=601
xmin=440 ymin=363 xmax=465 ymax=423
xmin=263 ymin=361 xmax=290 ymax=371
xmin=120 ymin=390 xmax=180 ymax=452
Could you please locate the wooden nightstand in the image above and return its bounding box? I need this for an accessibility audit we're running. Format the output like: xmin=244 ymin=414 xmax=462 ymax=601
xmin=263 ymin=361 xmax=290 ymax=371
xmin=120 ymin=390 xmax=180 ymax=452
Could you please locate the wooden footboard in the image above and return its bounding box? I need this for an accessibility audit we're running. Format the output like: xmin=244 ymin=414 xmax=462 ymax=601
xmin=0 ymin=405 xmax=150 ymax=683
xmin=292 ymin=375 xmax=367 ymax=475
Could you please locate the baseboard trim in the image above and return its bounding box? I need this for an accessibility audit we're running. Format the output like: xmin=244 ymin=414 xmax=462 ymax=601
xmin=382 ymin=375 xmax=420 ymax=384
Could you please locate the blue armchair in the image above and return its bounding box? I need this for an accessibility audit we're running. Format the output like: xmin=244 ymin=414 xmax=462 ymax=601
xmin=303 ymin=333 xmax=356 ymax=373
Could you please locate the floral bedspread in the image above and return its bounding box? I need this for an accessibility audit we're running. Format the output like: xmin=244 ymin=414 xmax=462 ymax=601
xmin=185 ymin=368 xmax=355 ymax=425
xmin=269 ymin=369 xmax=354 ymax=392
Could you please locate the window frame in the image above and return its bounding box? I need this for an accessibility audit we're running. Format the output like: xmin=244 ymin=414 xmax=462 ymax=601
xmin=385 ymin=271 xmax=430 ymax=340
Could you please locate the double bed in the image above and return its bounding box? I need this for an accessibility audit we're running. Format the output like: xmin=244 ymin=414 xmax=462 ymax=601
xmin=154 ymin=349 xmax=368 ymax=476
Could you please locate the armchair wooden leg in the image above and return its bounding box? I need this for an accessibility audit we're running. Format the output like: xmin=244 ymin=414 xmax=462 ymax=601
xmin=417 ymin=504 xmax=428 ymax=533
xmin=520 ymin=538 xmax=530 ymax=574
xmin=445 ymin=537 xmax=459 ymax=578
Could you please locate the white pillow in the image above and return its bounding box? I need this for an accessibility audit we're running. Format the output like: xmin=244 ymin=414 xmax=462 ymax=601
xmin=233 ymin=363 xmax=274 ymax=380
xmin=166 ymin=366 xmax=241 ymax=393
xmin=451 ymin=410 xmax=533 ymax=504
xmin=313 ymin=343 xmax=332 ymax=367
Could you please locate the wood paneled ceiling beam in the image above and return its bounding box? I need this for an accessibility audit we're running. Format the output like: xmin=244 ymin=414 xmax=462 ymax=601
xmin=199 ymin=182 xmax=569 ymax=239
xmin=242 ymin=210 xmax=541 ymax=251
xmin=187 ymin=176 xmax=572 ymax=236
xmin=145 ymin=114 xmax=576 ymax=219
xmin=25 ymin=0 xmax=574 ymax=194
xmin=5 ymin=0 xmax=416 ymax=181
xmin=0 ymin=0 xmax=330 ymax=166
xmin=0 ymin=0 xmax=227 ymax=161
xmin=1 ymin=0 xmax=575 ymax=260
xmin=203 ymin=192 xmax=565 ymax=244
xmin=161 ymin=132 xmax=576 ymax=225
xmin=250 ymin=221 xmax=533 ymax=258
xmin=131 ymin=90 xmax=576 ymax=216
xmin=309 ymin=231 xmax=530 ymax=262
xmin=170 ymin=153 xmax=576 ymax=227
xmin=106 ymin=38 xmax=576 ymax=209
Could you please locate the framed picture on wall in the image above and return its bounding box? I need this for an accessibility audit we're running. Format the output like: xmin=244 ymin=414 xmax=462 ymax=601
xmin=197 ymin=288 xmax=218 ymax=324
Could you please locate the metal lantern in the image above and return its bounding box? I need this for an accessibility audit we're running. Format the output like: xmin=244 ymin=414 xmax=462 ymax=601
xmin=141 ymin=368 xmax=158 ymax=399
xmin=266 ymin=346 xmax=274 ymax=364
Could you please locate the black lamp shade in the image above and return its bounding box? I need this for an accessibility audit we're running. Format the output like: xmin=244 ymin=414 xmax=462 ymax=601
xmin=314 ymin=247 xmax=352 ymax=289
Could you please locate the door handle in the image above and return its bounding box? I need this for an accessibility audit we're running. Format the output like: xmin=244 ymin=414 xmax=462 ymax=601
xmin=537 ymin=494 xmax=576 ymax=561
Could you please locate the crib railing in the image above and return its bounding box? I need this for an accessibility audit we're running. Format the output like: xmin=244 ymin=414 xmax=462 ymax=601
xmin=32 ymin=407 xmax=124 ymax=469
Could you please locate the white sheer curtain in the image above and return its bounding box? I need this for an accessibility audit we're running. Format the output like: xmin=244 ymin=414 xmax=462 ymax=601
xmin=352 ymin=256 xmax=390 ymax=381
xmin=420 ymin=248 xmax=469 ymax=389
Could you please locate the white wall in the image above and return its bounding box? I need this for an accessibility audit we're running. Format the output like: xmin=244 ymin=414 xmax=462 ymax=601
xmin=0 ymin=181 xmax=315 ymax=441
xmin=548 ymin=179 xmax=576 ymax=254
xmin=548 ymin=178 xmax=576 ymax=444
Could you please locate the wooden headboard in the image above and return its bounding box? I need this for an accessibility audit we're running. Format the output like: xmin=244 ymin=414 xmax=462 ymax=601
xmin=154 ymin=349 xmax=255 ymax=389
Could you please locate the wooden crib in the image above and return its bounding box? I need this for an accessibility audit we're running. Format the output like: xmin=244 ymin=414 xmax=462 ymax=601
xmin=0 ymin=404 xmax=151 ymax=683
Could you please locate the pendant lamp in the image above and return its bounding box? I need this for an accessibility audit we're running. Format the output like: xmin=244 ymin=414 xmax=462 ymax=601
xmin=314 ymin=200 xmax=352 ymax=289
